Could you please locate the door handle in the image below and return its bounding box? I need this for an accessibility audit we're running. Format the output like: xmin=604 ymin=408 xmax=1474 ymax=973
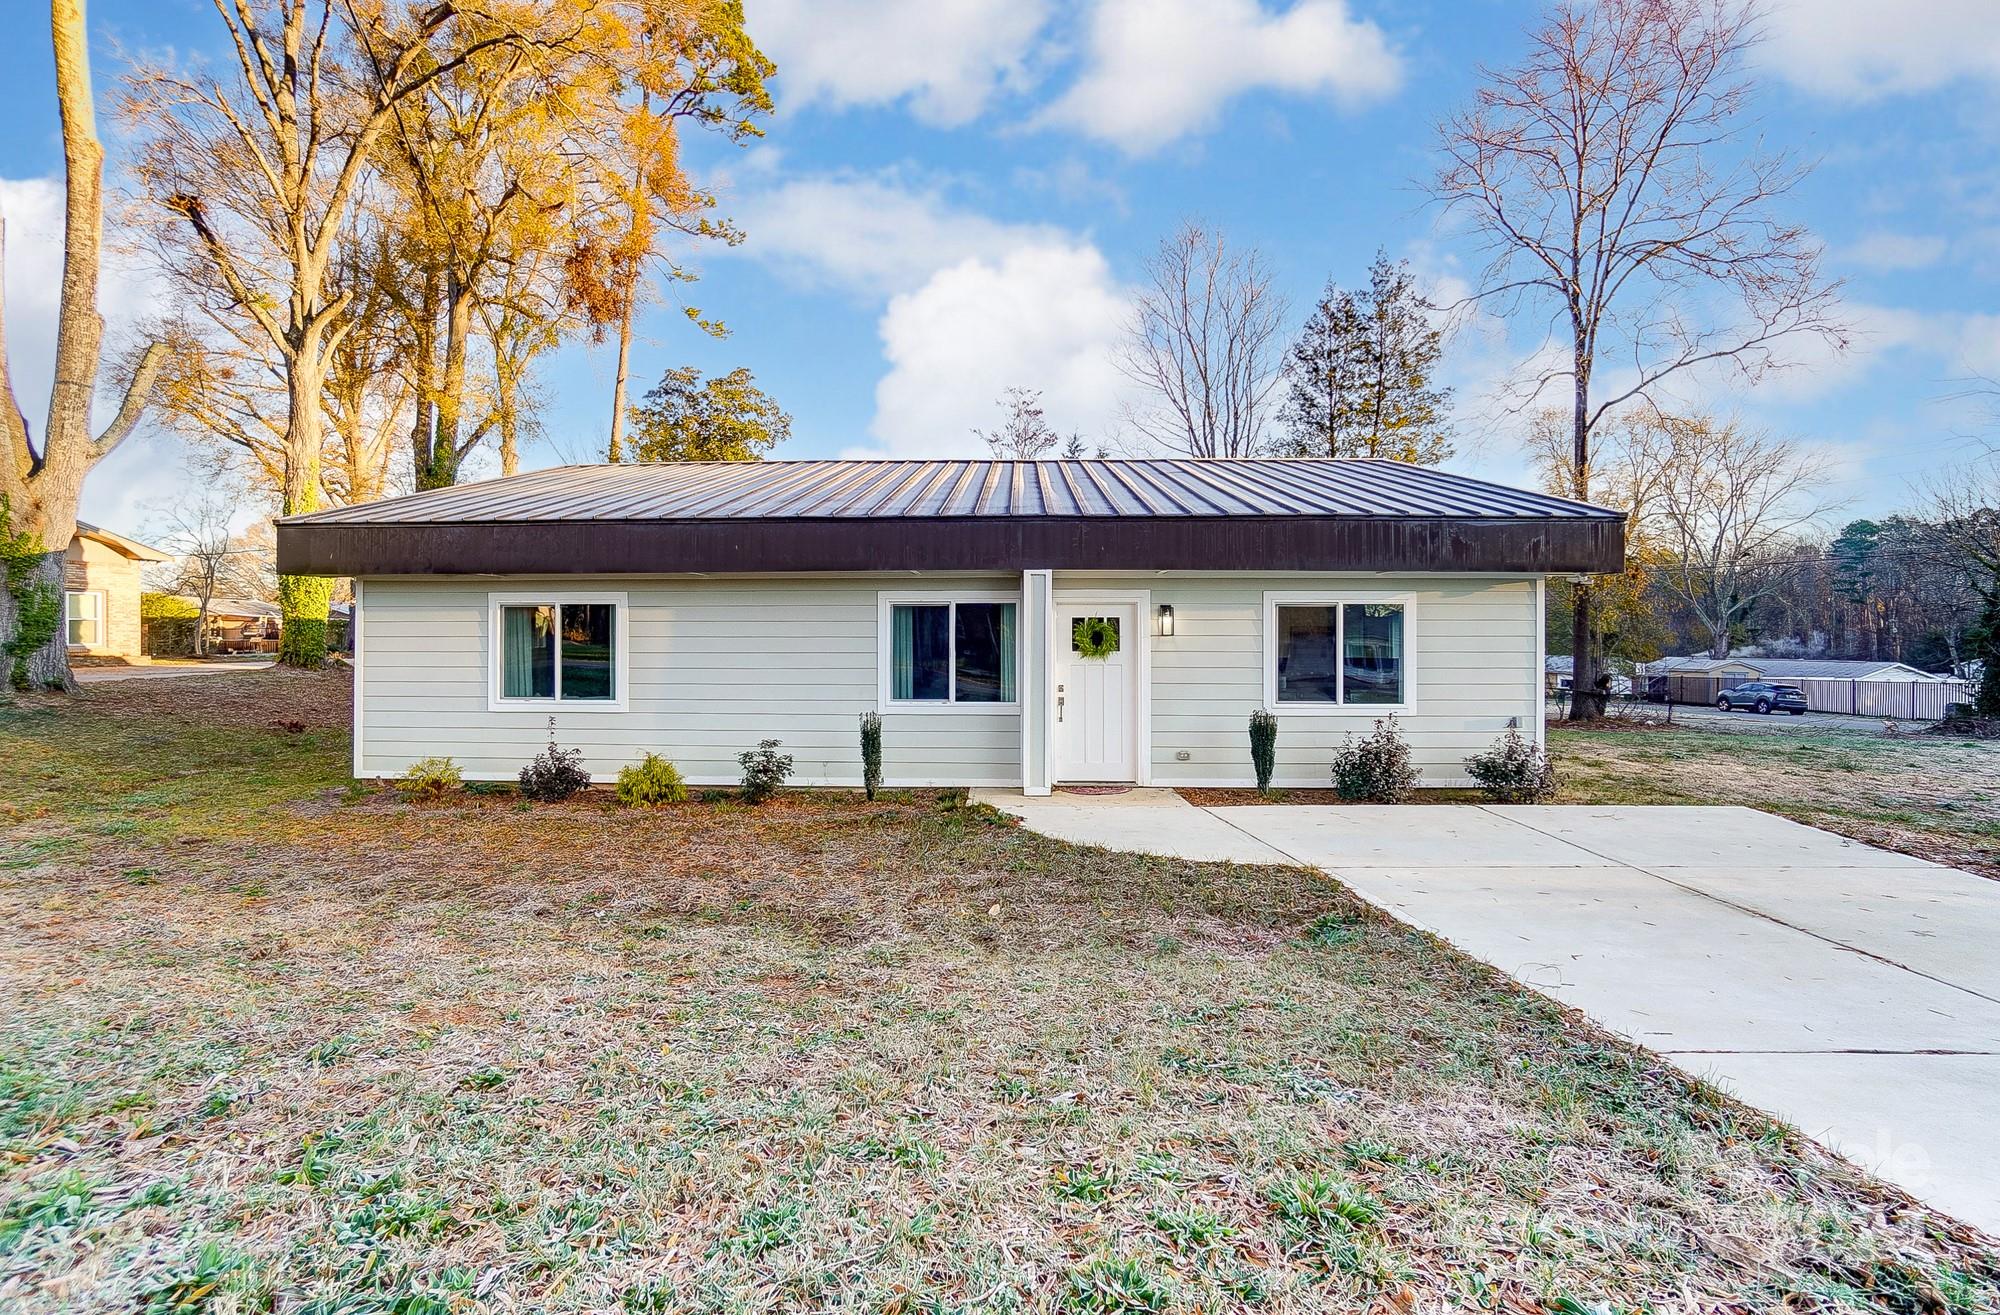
xmin=1057 ymin=695 xmax=1064 ymax=723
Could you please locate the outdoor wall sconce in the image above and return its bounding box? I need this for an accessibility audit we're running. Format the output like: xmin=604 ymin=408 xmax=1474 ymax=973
xmin=1157 ymin=604 xmax=1175 ymax=637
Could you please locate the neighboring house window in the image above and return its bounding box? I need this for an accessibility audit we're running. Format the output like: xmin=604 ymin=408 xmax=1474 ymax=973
xmin=65 ymin=591 xmax=104 ymax=647
xmin=1264 ymin=595 xmax=1407 ymax=710
xmin=880 ymin=593 xmax=1019 ymax=709
xmin=488 ymin=593 xmax=626 ymax=709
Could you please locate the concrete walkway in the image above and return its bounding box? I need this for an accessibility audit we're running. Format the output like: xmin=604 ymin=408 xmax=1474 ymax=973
xmin=74 ymin=661 xmax=274 ymax=683
xmin=974 ymin=790 xmax=2000 ymax=1235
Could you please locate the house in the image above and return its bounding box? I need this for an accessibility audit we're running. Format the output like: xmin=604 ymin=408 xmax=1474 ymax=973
xmin=1543 ymin=655 xmax=1633 ymax=696
xmin=275 ymin=459 xmax=1625 ymax=792
xmin=1640 ymin=656 xmax=1951 ymax=683
xmin=64 ymin=522 xmax=170 ymax=662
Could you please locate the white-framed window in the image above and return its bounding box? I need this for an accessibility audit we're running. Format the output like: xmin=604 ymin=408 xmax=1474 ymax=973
xmin=1262 ymin=592 xmax=1409 ymax=713
xmin=487 ymin=591 xmax=628 ymax=712
xmin=877 ymin=590 xmax=1020 ymax=713
xmin=65 ymin=590 xmax=105 ymax=647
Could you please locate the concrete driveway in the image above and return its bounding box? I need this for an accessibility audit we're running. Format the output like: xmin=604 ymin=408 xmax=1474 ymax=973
xmin=976 ymin=791 xmax=2000 ymax=1235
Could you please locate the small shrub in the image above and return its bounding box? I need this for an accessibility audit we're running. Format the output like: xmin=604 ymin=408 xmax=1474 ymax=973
xmin=1249 ymin=708 xmax=1277 ymax=794
xmin=398 ymin=756 xmax=462 ymax=798
xmin=738 ymin=739 xmax=794 ymax=803
xmin=1330 ymin=716 xmax=1419 ymax=802
xmin=518 ymin=742 xmax=590 ymax=802
xmin=1464 ymin=727 xmax=1558 ymax=803
xmin=615 ymin=753 xmax=686 ymax=807
xmin=859 ymin=712 xmax=883 ymax=801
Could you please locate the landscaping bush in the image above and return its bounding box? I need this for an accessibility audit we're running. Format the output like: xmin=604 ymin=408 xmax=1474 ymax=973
xmin=1464 ymin=727 xmax=1558 ymax=803
xmin=1249 ymin=709 xmax=1277 ymax=794
xmin=738 ymin=738 xmax=794 ymax=803
xmin=859 ymin=712 xmax=883 ymax=801
xmin=615 ymin=752 xmax=687 ymax=807
xmin=398 ymin=756 xmax=462 ymax=798
xmin=519 ymin=741 xmax=591 ymax=802
xmin=1330 ymin=717 xmax=1419 ymax=803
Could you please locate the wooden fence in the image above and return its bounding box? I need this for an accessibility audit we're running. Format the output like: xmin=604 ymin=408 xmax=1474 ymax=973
xmin=1654 ymin=673 xmax=1971 ymax=720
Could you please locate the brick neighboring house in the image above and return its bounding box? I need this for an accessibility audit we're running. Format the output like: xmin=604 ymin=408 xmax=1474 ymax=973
xmin=64 ymin=522 xmax=170 ymax=662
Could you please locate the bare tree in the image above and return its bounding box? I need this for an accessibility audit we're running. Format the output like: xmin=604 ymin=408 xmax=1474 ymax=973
xmin=1526 ymin=408 xmax=1678 ymax=664
xmin=0 ymin=0 xmax=165 ymax=693
xmin=1432 ymin=0 xmax=1844 ymax=716
xmin=123 ymin=2 xmax=558 ymax=668
xmin=1651 ymin=418 xmax=1834 ymax=658
xmin=1118 ymin=221 xmax=1286 ymax=458
xmin=1917 ymin=448 xmax=2000 ymax=710
xmin=152 ymin=471 xmax=268 ymax=657
xmin=975 ymin=387 xmax=1061 ymax=460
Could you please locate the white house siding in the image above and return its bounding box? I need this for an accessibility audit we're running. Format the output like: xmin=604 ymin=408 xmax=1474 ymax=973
xmin=1056 ymin=572 xmax=1540 ymax=788
xmin=356 ymin=574 xmax=1022 ymax=786
xmin=357 ymin=570 xmax=1540 ymax=790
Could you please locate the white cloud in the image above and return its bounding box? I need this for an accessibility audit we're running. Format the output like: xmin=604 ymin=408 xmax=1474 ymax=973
xmin=745 ymin=0 xmax=1050 ymax=126
xmin=727 ymin=171 xmax=1136 ymax=459
xmin=1 ymin=176 xmax=178 ymax=531
xmin=1039 ymin=0 xmax=1402 ymax=154
xmin=863 ymin=244 xmax=1133 ymax=458
xmin=736 ymin=175 xmax=1065 ymax=297
xmin=1759 ymin=0 xmax=2000 ymax=98
xmin=1843 ymin=231 xmax=1948 ymax=273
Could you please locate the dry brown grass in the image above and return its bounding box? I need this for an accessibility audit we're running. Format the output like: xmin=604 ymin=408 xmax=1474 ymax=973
xmin=3 ymin=671 xmax=1997 ymax=1314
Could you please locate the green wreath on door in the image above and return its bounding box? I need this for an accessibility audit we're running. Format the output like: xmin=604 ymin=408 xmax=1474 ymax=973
xmin=1071 ymin=616 xmax=1120 ymax=659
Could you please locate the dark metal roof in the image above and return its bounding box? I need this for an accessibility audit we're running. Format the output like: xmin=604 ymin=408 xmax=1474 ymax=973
xmin=277 ymin=459 xmax=1625 ymax=577
xmin=286 ymin=459 xmax=1619 ymax=524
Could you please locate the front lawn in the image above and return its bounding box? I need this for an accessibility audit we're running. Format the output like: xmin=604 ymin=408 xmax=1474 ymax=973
xmin=3 ymin=672 xmax=1996 ymax=1313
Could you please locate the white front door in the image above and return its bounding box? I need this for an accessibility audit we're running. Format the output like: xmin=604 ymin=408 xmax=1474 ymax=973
xmin=1054 ymin=600 xmax=1139 ymax=783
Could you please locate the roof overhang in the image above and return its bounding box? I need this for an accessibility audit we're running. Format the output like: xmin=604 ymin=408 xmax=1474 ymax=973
xmin=75 ymin=522 xmax=171 ymax=562
xmin=277 ymin=513 xmax=1625 ymax=577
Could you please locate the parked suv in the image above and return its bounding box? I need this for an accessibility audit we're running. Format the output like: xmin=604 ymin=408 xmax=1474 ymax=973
xmin=1715 ymin=681 xmax=1809 ymax=715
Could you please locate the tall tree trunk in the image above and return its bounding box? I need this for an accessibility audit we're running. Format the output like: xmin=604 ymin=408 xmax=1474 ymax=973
xmin=1 ymin=0 xmax=107 ymax=695
xmin=4 ymin=549 xmax=70 ymax=692
xmin=498 ymin=361 xmax=520 ymax=477
xmin=421 ymin=279 xmax=474 ymax=490
xmin=1567 ymin=362 xmax=1606 ymax=720
xmin=607 ymin=293 xmax=636 ymax=463
xmin=0 ymin=3 xmax=161 ymax=693
xmin=409 ymin=267 xmax=441 ymax=487
xmin=277 ymin=347 xmax=332 ymax=669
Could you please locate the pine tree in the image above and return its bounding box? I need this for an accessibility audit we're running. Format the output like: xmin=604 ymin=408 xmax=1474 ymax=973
xmin=1278 ymin=252 xmax=1453 ymax=465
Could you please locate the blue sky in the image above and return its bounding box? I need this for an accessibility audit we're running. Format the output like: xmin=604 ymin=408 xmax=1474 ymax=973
xmin=3 ymin=0 xmax=1999 ymax=535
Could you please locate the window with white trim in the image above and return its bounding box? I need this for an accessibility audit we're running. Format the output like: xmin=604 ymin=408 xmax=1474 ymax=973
xmin=490 ymin=595 xmax=624 ymax=706
xmin=881 ymin=594 xmax=1019 ymax=708
xmin=65 ymin=591 xmax=104 ymax=647
xmin=1268 ymin=600 xmax=1406 ymax=707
